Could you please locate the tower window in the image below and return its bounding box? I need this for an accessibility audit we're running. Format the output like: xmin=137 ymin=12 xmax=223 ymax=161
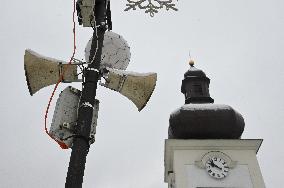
xmin=192 ymin=84 xmax=203 ymax=95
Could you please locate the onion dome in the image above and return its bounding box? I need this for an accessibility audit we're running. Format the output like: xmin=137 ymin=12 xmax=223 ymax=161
xmin=169 ymin=104 xmax=245 ymax=139
xmin=169 ymin=60 xmax=245 ymax=139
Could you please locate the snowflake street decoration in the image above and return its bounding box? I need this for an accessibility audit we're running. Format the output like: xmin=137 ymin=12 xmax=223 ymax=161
xmin=125 ymin=0 xmax=178 ymax=17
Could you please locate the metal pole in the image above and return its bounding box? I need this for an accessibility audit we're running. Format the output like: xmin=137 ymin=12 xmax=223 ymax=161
xmin=65 ymin=0 xmax=107 ymax=187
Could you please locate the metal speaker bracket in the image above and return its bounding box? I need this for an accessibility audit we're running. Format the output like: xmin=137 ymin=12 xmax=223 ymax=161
xmin=76 ymin=0 xmax=96 ymax=27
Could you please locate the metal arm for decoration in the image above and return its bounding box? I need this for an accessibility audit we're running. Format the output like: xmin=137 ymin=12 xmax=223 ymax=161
xmin=124 ymin=0 xmax=178 ymax=17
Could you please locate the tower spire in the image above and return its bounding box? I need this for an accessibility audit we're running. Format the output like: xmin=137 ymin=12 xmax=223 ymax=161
xmin=181 ymin=59 xmax=214 ymax=104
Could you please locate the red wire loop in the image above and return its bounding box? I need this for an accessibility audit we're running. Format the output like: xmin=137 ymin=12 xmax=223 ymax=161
xmin=44 ymin=0 xmax=77 ymax=149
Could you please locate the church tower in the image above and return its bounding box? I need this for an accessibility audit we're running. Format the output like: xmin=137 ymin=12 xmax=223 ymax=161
xmin=164 ymin=61 xmax=266 ymax=188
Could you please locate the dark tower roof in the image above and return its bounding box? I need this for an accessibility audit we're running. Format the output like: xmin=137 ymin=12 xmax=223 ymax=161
xmin=169 ymin=60 xmax=245 ymax=139
xmin=181 ymin=61 xmax=214 ymax=104
xmin=184 ymin=66 xmax=206 ymax=78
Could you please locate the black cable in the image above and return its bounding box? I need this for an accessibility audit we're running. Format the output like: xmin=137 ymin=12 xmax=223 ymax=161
xmin=76 ymin=0 xmax=83 ymax=25
xmin=106 ymin=0 xmax=112 ymax=30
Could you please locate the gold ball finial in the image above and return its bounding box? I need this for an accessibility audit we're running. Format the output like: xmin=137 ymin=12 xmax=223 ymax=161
xmin=189 ymin=59 xmax=195 ymax=67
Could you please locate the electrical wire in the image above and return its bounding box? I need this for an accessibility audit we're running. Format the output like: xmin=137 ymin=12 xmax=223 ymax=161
xmin=44 ymin=0 xmax=77 ymax=149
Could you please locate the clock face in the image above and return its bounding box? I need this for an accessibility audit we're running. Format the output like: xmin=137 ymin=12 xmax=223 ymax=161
xmin=205 ymin=157 xmax=229 ymax=179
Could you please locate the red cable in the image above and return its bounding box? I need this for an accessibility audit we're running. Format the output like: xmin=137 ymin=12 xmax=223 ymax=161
xmin=44 ymin=0 xmax=77 ymax=149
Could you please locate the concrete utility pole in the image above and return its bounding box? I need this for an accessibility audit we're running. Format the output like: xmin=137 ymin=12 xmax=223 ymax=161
xmin=65 ymin=0 xmax=107 ymax=187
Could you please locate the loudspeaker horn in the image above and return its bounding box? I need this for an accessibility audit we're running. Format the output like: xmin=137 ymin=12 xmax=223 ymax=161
xmin=24 ymin=49 xmax=78 ymax=95
xmin=100 ymin=68 xmax=157 ymax=111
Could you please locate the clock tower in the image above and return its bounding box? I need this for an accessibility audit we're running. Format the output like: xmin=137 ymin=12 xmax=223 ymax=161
xmin=164 ymin=61 xmax=266 ymax=188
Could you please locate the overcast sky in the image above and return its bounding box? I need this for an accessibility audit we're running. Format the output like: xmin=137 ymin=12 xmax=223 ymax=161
xmin=0 ymin=0 xmax=284 ymax=187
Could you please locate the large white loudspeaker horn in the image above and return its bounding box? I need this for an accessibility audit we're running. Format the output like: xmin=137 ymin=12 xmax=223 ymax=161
xmin=100 ymin=68 xmax=157 ymax=111
xmin=24 ymin=49 xmax=78 ymax=95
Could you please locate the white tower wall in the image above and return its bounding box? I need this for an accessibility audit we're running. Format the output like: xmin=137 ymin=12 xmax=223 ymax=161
xmin=164 ymin=139 xmax=265 ymax=188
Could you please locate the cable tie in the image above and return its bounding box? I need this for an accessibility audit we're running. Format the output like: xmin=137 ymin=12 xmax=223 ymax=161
xmin=86 ymin=67 xmax=100 ymax=73
xmin=80 ymin=102 xmax=94 ymax=109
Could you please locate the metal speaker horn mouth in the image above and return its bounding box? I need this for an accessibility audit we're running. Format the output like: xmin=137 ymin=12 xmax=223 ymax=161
xmin=24 ymin=49 xmax=79 ymax=95
xmin=100 ymin=67 xmax=157 ymax=111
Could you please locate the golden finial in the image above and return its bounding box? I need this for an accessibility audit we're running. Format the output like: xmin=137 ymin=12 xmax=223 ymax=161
xmin=189 ymin=59 xmax=195 ymax=67
xmin=188 ymin=51 xmax=195 ymax=67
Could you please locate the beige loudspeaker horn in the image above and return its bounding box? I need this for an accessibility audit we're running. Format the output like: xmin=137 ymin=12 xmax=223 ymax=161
xmin=24 ymin=49 xmax=78 ymax=95
xmin=100 ymin=68 xmax=157 ymax=111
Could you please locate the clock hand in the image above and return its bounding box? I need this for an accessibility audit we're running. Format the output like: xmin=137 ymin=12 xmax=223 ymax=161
xmin=209 ymin=160 xmax=215 ymax=167
xmin=210 ymin=160 xmax=222 ymax=170
xmin=214 ymin=164 xmax=222 ymax=170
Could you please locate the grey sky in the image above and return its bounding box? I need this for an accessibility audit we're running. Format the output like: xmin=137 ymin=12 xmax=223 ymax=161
xmin=0 ymin=0 xmax=283 ymax=187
